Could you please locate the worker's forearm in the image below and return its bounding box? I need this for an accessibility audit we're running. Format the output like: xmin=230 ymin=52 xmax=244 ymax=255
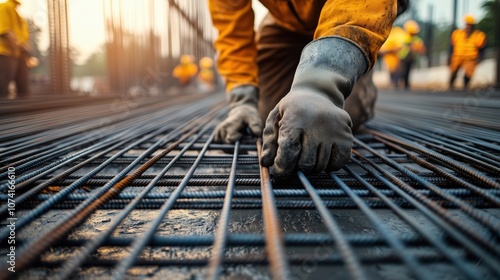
xmin=0 ymin=31 xmax=20 ymax=50
xmin=0 ymin=32 xmax=13 ymax=43
xmin=208 ymin=0 xmax=258 ymax=92
xmin=314 ymin=0 xmax=398 ymax=69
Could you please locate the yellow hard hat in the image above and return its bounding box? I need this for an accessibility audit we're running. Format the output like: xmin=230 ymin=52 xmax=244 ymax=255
xmin=404 ymin=20 xmax=420 ymax=35
xmin=199 ymin=57 xmax=213 ymax=68
xmin=180 ymin=54 xmax=194 ymax=64
xmin=464 ymin=15 xmax=475 ymax=25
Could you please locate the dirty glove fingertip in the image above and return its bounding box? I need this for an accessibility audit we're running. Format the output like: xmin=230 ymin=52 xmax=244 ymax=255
xmin=260 ymin=144 xmax=276 ymax=167
xmin=213 ymin=125 xmax=225 ymax=143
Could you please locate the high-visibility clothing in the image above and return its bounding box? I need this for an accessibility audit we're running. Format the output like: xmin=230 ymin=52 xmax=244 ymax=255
xmin=173 ymin=62 xmax=198 ymax=86
xmin=398 ymin=34 xmax=425 ymax=60
xmin=449 ymin=56 xmax=477 ymax=78
xmin=198 ymin=68 xmax=215 ymax=84
xmin=383 ymin=52 xmax=400 ymax=73
xmin=450 ymin=29 xmax=486 ymax=60
xmin=209 ymin=0 xmax=397 ymax=92
xmin=198 ymin=57 xmax=215 ymax=85
xmin=0 ymin=0 xmax=29 ymax=58
xmin=380 ymin=26 xmax=405 ymax=73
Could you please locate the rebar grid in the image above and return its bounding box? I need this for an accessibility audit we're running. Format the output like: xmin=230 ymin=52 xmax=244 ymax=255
xmin=1 ymin=90 xmax=499 ymax=279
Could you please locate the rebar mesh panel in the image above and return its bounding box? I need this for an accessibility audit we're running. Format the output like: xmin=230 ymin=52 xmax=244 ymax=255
xmin=1 ymin=90 xmax=499 ymax=280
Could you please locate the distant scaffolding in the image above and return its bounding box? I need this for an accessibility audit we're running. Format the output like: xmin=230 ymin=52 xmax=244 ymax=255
xmin=104 ymin=0 xmax=215 ymax=93
xmin=47 ymin=0 xmax=71 ymax=94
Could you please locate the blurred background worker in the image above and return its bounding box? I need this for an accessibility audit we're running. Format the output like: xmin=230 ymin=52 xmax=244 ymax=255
xmin=449 ymin=15 xmax=487 ymax=89
xmin=0 ymin=0 xmax=32 ymax=98
xmin=197 ymin=56 xmax=215 ymax=93
xmin=398 ymin=20 xmax=425 ymax=90
xmin=209 ymin=0 xmax=408 ymax=177
xmin=172 ymin=54 xmax=198 ymax=87
xmin=379 ymin=26 xmax=405 ymax=88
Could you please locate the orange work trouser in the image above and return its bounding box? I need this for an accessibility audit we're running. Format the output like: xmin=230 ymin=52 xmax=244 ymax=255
xmin=449 ymin=56 xmax=477 ymax=78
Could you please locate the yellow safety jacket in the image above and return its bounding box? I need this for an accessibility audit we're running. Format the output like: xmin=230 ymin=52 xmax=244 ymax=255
xmin=380 ymin=27 xmax=405 ymax=73
xmin=0 ymin=0 xmax=29 ymax=58
xmin=398 ymin=34 xmax=425 ymax=61
xmin=209 ymin=0 xmax=397 ymax=92
xmin=450 ymin=29 xmax=486 ymax=60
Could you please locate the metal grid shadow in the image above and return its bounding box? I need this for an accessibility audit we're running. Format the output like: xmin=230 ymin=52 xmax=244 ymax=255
xmin=0 ymin=91 xmax=499 ymax=279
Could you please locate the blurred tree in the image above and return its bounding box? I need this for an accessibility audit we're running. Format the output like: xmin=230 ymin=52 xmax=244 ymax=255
xmin=476 ymin=0 xmax=498 ymax=48
xmin=73 ymin=48 xmax=107 ymax=77
xmin=26 ymin=19 xmax=48 ymax=75
xmin=431 ymin=24 xmax=453 ymax=52
xmin=70 ymin=47 xmax=80 ymax=59
xmin=27 ymin=19 xmax=42 ymax=59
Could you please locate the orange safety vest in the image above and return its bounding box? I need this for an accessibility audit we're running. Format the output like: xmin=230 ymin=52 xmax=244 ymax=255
xmin=173 ymin=63 xmax=198 ymax=85
xmin=450 ymin=29 xmax=486 ymax=60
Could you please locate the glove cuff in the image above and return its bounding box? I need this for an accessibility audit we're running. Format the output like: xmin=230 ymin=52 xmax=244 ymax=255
xmin=227 ymin=85 xmax=259 ymax=110
xmin=291 ymin=37 xmax=368 ymax=107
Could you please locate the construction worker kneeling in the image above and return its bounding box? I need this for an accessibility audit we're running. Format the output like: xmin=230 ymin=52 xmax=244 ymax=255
xmin=209 ymin=0 xmax=409 ymax=177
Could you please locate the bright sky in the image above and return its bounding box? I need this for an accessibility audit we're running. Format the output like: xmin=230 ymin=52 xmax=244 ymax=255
xmin=9 ymin=0 xmax=487 ymax=64
xmin=14 ymin=0 xmax=105 ymax=64
xmin=417 ymin=0 xmax=485 ymax=27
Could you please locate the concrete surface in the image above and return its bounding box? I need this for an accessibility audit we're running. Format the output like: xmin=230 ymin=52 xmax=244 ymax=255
xmin=374 ymin=58 xmax=497 ymax=89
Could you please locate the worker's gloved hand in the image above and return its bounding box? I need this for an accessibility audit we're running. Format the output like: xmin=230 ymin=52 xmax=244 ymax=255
xmin=345 ymin=69 xmax=377 ymax=131
xmin=214 ymin=85 xmax=262 ymax=143
xmin=260 ymin=38 xmax=368 ymax=177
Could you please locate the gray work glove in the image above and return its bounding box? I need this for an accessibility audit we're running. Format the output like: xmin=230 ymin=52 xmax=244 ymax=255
xmin=214 ymin=85 xmax=262 ymax=143
xmin=260 ymin=38 xmax=368 ymax=176
xmin=345 ymin=69 xmax=377 ymax=131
